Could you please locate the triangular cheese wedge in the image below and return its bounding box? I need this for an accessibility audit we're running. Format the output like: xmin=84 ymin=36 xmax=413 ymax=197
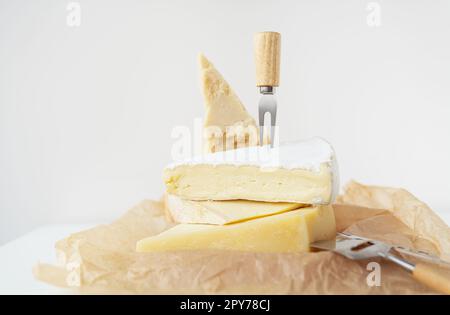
xmin=199 ymin=54 xmax=259 ymax=153
xmin=164 ymin=194 xmax=305 ymax=225
xmin=136 ymin=205 xmax=336 ymax=253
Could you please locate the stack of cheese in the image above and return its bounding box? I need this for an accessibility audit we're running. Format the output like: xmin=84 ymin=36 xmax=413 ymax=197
xmin=136 ymin=55 xmax=338 ymax=253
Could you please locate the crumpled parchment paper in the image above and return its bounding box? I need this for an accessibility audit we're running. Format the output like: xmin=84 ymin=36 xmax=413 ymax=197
xmin=33 ymin=181 xmax=450 ymax=294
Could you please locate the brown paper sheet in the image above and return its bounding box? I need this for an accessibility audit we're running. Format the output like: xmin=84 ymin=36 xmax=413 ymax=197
xmin=34 ymin=181 xmax=450 ymax=294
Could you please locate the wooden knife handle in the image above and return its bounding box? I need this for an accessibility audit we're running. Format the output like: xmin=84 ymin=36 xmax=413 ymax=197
xmin=254 ymin=32 xmax=281 ymax=87
xmin=413 ymin=263 xmax=450 ymax=294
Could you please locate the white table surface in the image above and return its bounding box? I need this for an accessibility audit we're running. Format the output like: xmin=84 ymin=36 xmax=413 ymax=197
xmin=0 ymin=224 xmax=96 ymax=295
xmin=1 ymin=212 xmax=450 ymax=295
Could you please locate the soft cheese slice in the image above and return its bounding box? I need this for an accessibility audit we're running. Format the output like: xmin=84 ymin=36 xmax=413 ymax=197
xmin=199 ymin=54 xmax=259 ymax=153
xmin=136 ymin=205 xmax=336 ymax=253
xmin=164 ymin=194 xmax=305 ymax=225
xmin=164 ymin=137 xmax=338 ymax=204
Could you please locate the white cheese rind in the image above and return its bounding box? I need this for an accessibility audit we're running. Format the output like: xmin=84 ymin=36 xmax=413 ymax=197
xmin=167 ymin=137 xmax=334 ymax=172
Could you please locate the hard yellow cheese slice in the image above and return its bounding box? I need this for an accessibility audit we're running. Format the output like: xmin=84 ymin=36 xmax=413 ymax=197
xmin=136 ymin=205 xmax=336 ymax=253
xmin=165 ymin=194 xmax=305 ymax=225
xmin=199 ymin=54 xmax=259 ymax=153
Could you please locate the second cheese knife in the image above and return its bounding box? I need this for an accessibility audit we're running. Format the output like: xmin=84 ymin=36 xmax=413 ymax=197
xmin=311 ymin=232 xmax=450 ymax=294
xmin=254 ymin=32 xmax=281 ymax=147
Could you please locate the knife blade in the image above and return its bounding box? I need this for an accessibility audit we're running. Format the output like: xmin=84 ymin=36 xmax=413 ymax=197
xmin=311 ymin=232 xmax=450 ymax=294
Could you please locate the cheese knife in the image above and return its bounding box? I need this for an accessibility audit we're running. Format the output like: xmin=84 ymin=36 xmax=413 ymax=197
xmin=311 ymin=232 xmax=450 ymax=294
xmin=254 ymin=32 xmax=281 ymax=147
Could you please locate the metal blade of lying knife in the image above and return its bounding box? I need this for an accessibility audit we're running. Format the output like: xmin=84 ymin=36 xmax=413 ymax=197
xmin=311 ymin=233 xmax=391 ymax=260
xmin=311 ymin=232 xmax=450 ymax=271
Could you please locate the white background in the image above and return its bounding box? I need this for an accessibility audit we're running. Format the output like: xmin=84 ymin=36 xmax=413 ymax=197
xmin=1 ymin=0 xmax=449 ymax=245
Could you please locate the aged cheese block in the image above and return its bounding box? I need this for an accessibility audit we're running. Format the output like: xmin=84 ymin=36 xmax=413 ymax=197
xmin=164 ymin=137 xmax=338 ymax=204
xmin=136 ymin=205 xmax=336 ymax=253
xmin=199 ymin=54 xmax=259 ymax=153
xmin=164 ymin=194 xmax=305 ymax=225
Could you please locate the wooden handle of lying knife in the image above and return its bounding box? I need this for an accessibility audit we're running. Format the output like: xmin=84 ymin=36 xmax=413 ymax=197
xmin=413 ymin=263 xmax=450 ymax=294
xmin=254 ymin=32 xmax=281 ymax=87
